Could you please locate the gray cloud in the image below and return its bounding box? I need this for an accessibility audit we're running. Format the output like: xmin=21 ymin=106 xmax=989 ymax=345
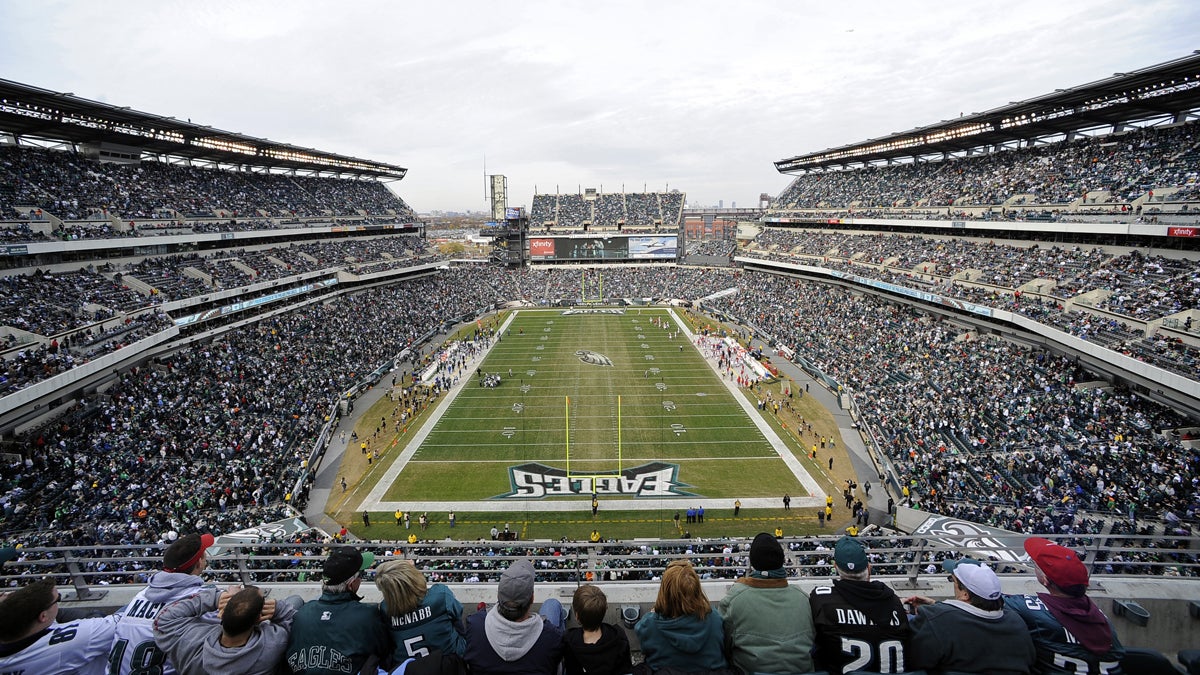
xmin=0 ymin=0 xmax=1196 ymax=211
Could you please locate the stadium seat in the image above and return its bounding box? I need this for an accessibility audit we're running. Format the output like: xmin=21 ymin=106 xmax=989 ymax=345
xmin=1177 ymin=649 xmax=1200 ymax=675
xmin=620 ymin=605 xmax=641 ymax=628
xmin=1113 ymin=599 xmax=1152 ymax=626
xmin=1120 ymin=647 xmax=1183 ymax=674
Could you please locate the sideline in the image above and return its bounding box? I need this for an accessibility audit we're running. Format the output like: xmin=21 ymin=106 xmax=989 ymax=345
xmin=667 ymin=308 xmax=825 ymax=501
xmin=360 ymin=307 xmax=825 ymax=514
xmin=362 ymin=311 xmax=521 ymax=508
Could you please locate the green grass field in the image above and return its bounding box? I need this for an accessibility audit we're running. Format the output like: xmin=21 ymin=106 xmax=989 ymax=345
xmin=378 ymin=307 xmax=811 ymax=502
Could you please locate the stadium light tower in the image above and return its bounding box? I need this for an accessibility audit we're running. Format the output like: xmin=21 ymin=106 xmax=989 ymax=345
xmin=486 ymin=174 xmax=527 ymax=267
xmin=489 ymin=174 xmax=507 ymax=221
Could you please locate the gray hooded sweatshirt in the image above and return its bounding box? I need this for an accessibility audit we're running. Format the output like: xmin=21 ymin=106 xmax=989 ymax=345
xmin=465 ymin=607 xmax=563 ymax=675
xmin=484 ymin=610 xmax=545 ymax=661
xmin=153 ymin=587 xmax=297 ymax=675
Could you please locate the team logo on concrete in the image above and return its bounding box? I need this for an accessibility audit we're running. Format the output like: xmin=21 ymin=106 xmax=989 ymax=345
xmin=911 ymin=514 xmax=1025 ymax=564
xmin=576 ymin=350 xmax=614 ymax=367
xmin=494 ymin=462 xmax=694 ymax=498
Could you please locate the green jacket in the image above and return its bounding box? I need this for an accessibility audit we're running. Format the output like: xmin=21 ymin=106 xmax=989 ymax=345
xmin=285 ymin=590 xmax=391 ymax=674
xmin=719 ymin=577 xmax=815 ymax=675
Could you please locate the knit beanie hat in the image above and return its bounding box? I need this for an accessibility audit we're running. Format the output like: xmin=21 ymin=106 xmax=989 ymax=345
xmin=749 ymin=532 xmax=784 ymax=571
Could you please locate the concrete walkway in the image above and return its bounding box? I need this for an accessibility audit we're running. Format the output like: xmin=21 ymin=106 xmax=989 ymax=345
xmin=741 ymin=333 xmax=892 ymax=524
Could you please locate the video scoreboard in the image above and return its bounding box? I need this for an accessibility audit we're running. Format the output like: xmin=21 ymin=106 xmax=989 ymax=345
xmin=528 ymin=234 xmax=677 ymax=261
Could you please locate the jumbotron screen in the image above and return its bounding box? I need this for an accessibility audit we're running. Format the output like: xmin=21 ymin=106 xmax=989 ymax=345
xmin=529 ymin=235 xmax=677 ymax=261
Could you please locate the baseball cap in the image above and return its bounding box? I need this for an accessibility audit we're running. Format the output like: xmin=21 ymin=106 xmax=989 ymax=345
xmin=498 ymin=558 xmax=535 ymax=604
xmin=1024 ymin=537 xmax=1089 ymax=588
xmin=749 ymin=532 xmax=785 ymax=571
xmin=943 ymin=558 xmax=1001 ymax=600
xmin=323 ymin=547 xmax=376 ymax=585
xmin=162 ymin=533 xmax=215 ymax=573
xmin=834 ymin=536 xmax=869 ymax=573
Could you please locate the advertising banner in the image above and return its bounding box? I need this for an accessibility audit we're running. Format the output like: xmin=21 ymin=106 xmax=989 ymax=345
xmin=628 ymin=235 xmax=678 ymax=258
xmin=529 ymin=238 xmax=556 ymax=259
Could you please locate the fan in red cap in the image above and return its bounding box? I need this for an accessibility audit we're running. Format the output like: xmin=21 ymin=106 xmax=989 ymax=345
xmin=110 ymin=532 xmax=217 ymax=675
xmin=1003 ymin=537 xmax=1126 ymax=673
xmin=1023 ymin=536 xmax=1089 ymax=589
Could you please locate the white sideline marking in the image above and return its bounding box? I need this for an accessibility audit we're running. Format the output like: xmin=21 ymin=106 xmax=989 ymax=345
xmin=362 ymin=308 xmax=826 ymax=512
xmin=666 ymin=308 xmax=825 ymax=500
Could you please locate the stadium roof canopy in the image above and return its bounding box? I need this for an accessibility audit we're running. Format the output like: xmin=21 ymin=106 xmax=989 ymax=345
xmin=0 ymin=78 xmax=407 ymax=179
xmin=776 ymin=51 xmax=1200 ymax=173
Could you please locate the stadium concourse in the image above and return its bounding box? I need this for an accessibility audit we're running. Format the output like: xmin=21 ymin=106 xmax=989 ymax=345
xmin=346 ymin=307 xmax=824 ymax=520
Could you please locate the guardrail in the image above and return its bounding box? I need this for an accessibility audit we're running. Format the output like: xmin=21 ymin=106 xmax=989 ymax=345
xmin=4 ymin=534 xmax=1196 ymax=599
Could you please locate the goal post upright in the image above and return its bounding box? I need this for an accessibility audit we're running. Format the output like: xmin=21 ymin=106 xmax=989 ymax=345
xmin=565 ymin=393 xmax=624 ymax=486
xmin=618 ymin=394 xmax=623 ymax=473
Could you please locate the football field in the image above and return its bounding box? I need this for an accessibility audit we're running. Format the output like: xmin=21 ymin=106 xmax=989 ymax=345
xmin=362 ymin=307 xmax=822 ymax=513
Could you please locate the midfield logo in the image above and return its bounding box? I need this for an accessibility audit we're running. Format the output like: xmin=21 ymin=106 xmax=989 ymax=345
xmin=494 ymin=462 xmax=694 ymax=499
xmin=576 ymin=350 xmax=614 ymax=366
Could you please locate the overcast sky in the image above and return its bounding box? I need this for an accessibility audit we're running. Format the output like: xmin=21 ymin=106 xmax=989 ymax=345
xmin=1 ymin=1 xmax=1197 ymax=213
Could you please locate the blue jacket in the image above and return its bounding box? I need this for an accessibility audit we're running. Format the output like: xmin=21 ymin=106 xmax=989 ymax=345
xmin=634 ymin=611 xmax=726 ymax=672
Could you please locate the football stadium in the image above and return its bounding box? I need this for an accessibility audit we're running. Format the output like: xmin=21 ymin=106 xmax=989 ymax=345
xmin=2 ymin=42 xmax=1200 ymax=675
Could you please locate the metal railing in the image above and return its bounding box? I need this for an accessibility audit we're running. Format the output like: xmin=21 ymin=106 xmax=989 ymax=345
xmin=4 ymin=533 xmax=1196 ymax=600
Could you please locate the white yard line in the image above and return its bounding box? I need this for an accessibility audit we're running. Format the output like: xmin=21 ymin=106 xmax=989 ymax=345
xmin=363 ymin=311 xmax=521 ymax=506
xmin=667 ymin=308 xmax=826 ymax=500
xmin=363 ymin=308 xmax=826 ymax=513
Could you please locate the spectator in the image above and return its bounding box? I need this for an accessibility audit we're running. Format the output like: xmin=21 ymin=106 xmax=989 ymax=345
xmin=719 ymin=532 xmax=815 ymax=675
xmin=0 ymin=577 xmax=118 ymax=674
xmin=810 ymin=536 xmax=911 ymax=674
xmin=285 ymin=547 xmax=389 ymax=674
xmin=110 ymin=532 xmax=216 ymax=675
xmin=153 ymin=584 xmax=301 ymax=675
xmin=376 ymin=559 xmax=466 ymax=661
xmin=0 ymin=546 xmax=16 ymax=569
xmin=1005 ymin=537 xmax=1126 ymax=674
xmin=563 ymin=584 xmax=632 ymax=675
xmin=905 ymin=558 xmax=1035 ymax=674
xmin=464 ymin=558 xmax=564 ymax=675
xmin=634 ymin=559 xmax=728 ymax=673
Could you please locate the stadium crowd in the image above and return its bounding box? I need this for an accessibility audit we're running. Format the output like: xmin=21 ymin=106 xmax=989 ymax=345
xmin=685 ymin=238 xmax=735 ymax=259
xmin=0 ymin=266 xmax=743 ymax=552
xmin=743 ymin=228 xmax=1200 ymax=377
xmin=528 ymin=192 xmax=685 ymax=230
xmin=0 ymin=236 xmax=440 ymax=392
xmin=2 ymin=260 xmax=1197 ymax=554
xmin=706 ymin=273 xmax=1198 ymax=535
xmin=0 ymin=144 xmax=416 ymax=239
xmin=771 ymin=121 xmax=1200 ymax=211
